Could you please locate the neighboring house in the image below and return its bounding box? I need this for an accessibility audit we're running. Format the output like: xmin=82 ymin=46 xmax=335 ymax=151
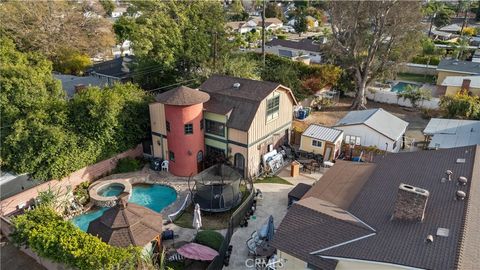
xmin=430 ymin=28 xmax=453 ymax=40
xmin=226 ymin=21 xmax=254 ymax=34
xmin=87 ymin=55 xmax=135 ymax=85
xmin=149 ymin=75 xmax=297 ymax=178
xmin=423 ymin=118 xmax=480 ymax=149
xmin=299 ymin=124 xmax=343 ymax=161
xmin=265 ymin=38 xmax=322 ymax=63
xmin=436 ymin=59 xmax=480 ymax=85
xmin=54 ymin=74 xmax=110 ymax=98
xmin=272 ymin=145 xmax=480 ymax=270
xmin=253 ymin=17 xmax=284 ymax=31
xmin=334 ymin=108 xmax=408 ymax=152
xmin=441 ymin=75 xmax=480 ymax=96
xmin=439 ymin=23 xmax=462 ymax=33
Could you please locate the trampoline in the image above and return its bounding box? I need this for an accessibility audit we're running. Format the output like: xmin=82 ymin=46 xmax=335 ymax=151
xmin=189 ymin=164 xmax=243 ymax=212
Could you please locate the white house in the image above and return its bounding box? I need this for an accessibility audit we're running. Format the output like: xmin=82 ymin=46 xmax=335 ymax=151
xmin=423 ymin=118 xmax=480 ymax=149
xmin=334 ymin=108 xmax=408 ymax=152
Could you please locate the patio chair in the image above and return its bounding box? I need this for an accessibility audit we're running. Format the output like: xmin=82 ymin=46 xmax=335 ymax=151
xmin=246 ymin=238 xmax=258 ymax=256
xmin=167 ymin=252 xmax=184 ymax=262
xmin=251 ymin=231 xmax=263 ymax=245
xmin=161 ymin=160 xmax=169 ymax=172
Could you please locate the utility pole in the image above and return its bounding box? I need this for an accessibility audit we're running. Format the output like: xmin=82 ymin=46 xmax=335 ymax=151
xmin=262 ymin=0 xmax=266 ymax=67
xmin=460 ymin=2 xmax=470 ymax=37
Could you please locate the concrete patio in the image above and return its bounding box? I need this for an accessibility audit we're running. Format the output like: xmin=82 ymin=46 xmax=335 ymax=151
xmin=225 ymin=164 xmax=322 ymax=270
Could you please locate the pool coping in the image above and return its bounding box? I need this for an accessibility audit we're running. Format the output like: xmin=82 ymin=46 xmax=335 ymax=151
xmin=85 ymin=172 xmax=191 ymax=220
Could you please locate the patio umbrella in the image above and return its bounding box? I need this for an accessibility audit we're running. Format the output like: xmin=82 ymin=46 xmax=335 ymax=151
xmin=176 ymin=242 xmax=219 ymax=261
xmin=266 ymin=215 xmax=275 ymax=242
xmin=193 ymin=203 xmax=202 ymax=232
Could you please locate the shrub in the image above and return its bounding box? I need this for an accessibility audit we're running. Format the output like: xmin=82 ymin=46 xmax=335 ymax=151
xmin=11 ymin=206 xmax=140 ymax=270
xmin=439 ymin=92 xmax=480 ymax=120
xmin=73 ymin=181 xmax=90 ymax=205
xmin=194 ymin=230 xmax=225 ymax=251
xmin=113 ymin=157 xmax=144 ymax=174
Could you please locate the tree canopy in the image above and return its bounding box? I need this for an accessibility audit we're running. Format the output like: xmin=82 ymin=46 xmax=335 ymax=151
xmin=1 ymin=37 xmax=151 ymax=181
xmin=127 ymin=1 xmax=229 ymax=89
xmin=327 ymin=1 xmax=422 ymax=109
xmin=0 ymin=0 xmax=115 ymax=65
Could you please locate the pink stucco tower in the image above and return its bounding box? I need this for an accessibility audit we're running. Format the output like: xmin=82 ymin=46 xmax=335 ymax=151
xmin=155 ymin=86 xmax=210 ymax=177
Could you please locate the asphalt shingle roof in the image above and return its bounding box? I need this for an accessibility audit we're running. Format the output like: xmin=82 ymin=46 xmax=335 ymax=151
xmin=87 ymin=201 xmax=163 ymax=247
xmin=155 ymin=86 xmax=210 ymax=106
xmin=335 ymin=108 xmax=408 ymax=141
xmin=274 ymin=146 xmax=480 ymax=269
xmin=437 ymin=59 xmax=480 ymax=75
xmin=266 ymin=38 xmax=322 ymax=53
xmin=199 ymin=74 xmax=296 ymax=131
xmin=302 ymin=124 xmax=344 ymax=143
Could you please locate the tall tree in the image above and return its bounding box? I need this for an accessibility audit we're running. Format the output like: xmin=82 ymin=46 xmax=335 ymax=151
xmin=128 ymin=1 xmax=229 ymax=89
xmin=293 ymin=13 xmax=308 ymax=36
xmin=327 ymin=1 xmax=422 ymax=109
xmin=113 ymin=16 xmax=136 ymax=56
xmin=0 ymin=0 xmax=115 ymax=63
xmin=265 ymin=2 xmax=285 ymax=20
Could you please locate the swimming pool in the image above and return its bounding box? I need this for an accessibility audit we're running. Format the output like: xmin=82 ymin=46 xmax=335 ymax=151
xmin=391 ymin=82 xmax=421 ymax=93
xmin=72 ymin=184 xmax=177 ymax=231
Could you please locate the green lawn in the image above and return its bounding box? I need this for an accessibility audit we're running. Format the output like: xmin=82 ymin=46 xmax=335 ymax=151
xmin=396 ymin=73 xmax=436 ymax=84
xmin=254 ymin=176 xmax=293 ymax=185
xmin=174 ymin=185 xmax=249 ymax=230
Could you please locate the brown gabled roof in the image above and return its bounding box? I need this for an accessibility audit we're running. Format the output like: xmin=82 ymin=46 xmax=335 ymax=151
xmin=271 ymin=197 xmax=375 ymax=270
xmin=302 ymin=161 xmax=376 ymax=209
xmin=155 ymin=86 xmax=210 ymax=106
xmin=274 ymin=146 xmax=480 ymax=270
xmin=200 ymin=75 xmax=297 ymax=131
xmin=87 ymin=201 xmax=163 ymax=247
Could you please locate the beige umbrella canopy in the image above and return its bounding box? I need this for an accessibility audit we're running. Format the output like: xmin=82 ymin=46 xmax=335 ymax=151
xmin=87 ymin=195 xmax=163 ymax=247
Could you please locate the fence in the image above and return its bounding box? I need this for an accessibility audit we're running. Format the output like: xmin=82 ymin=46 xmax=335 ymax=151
xmin=346 ymin=89 xmax=440 ymax=109
xmin=0 ymin=144 xmax=143 ymax=216
xmin=399 ymin=63 xmax=438 ymax=76
xmin=207 ymin=178 xmax=255 ymax=270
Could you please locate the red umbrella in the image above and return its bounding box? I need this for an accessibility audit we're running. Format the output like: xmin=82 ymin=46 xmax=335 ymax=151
xmin=176 ymin=243 xmax=219 ymax=261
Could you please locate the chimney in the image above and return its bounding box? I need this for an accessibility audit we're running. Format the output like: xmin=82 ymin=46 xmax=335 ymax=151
xmin=392 ymin=184 xmax=429 ymax=222
xmin=74 ymin=84 xmax=86 ymax=93
xmin=461 ymin=79 xmax=471 ymax=93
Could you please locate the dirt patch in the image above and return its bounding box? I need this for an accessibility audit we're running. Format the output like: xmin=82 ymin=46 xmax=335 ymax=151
xmin=293 ymin=97 xmax=433 ymax=144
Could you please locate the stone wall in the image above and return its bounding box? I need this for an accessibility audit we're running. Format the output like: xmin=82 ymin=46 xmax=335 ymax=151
xmin=0 ymin=144 xmax=143 ymax=216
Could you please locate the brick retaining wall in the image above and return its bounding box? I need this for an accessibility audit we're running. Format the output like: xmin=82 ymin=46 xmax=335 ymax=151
xmin=0 ymin=144 xmax=143 ymax=216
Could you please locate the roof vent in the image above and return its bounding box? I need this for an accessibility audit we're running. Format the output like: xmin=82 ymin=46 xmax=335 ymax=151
xmin=445 ymin=170 xmax=453 ymax=181
xmin=426 ymin=235 xmax=434 ymax=243
xmin=456 ymin=158 xmax=466 ymax=164
xmin=458 ymin=176 xmax=468 ymax=186
xmin=392 ymin=184 xmax=430 ymax=222
xmin=436 ymin=228 xmax=450 ymax=237
xmin=233 ymin=82 xmax=241 ymax=88
xmin=455 ymin=190 xmax=466 ymax=200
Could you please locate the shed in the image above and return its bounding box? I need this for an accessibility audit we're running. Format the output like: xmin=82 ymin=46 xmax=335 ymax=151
xmin=299 ymin=124 xmax=344 ymax=160
xmin=334 ymin=108 xmax=408 ymax=153
xmin=288 ymin=183 xmax=312 ymax=207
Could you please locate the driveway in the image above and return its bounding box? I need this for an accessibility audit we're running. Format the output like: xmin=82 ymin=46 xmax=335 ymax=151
xmin=225 ymin=166 xmax=320 ymax=270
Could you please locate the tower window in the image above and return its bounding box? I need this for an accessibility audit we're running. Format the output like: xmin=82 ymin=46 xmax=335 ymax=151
xmin=184 ymin=124 xmax=193 ymax=134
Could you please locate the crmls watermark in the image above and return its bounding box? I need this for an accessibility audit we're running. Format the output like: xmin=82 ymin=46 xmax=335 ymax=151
xmin=245 ymin=258 xmax=286 ymax=269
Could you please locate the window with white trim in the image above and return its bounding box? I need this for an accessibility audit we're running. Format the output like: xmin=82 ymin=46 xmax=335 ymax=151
xmin=345 ymin=135 xmax=361 ymax=145
xmin=266 ymin=94 xmax=280 ymax=121
xmin=312 ymin=140 xmax=322 ymax=147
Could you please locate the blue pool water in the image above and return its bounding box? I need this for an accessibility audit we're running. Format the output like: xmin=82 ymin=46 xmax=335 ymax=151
xmin=71 ymin=184 xmax=176 ymax=231
xmin=391 ymin=82 xmax=421 ymax=93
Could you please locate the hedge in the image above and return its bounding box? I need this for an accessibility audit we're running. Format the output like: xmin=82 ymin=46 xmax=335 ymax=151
xmin=11 ymin=206 xmax=141 ymax=270
xmin=194 ymin=230 xmax=225 ymax=251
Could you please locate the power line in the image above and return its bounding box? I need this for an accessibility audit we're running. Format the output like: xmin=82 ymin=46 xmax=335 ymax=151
xmin=144 ymin=79 xmax=198 ymax=93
